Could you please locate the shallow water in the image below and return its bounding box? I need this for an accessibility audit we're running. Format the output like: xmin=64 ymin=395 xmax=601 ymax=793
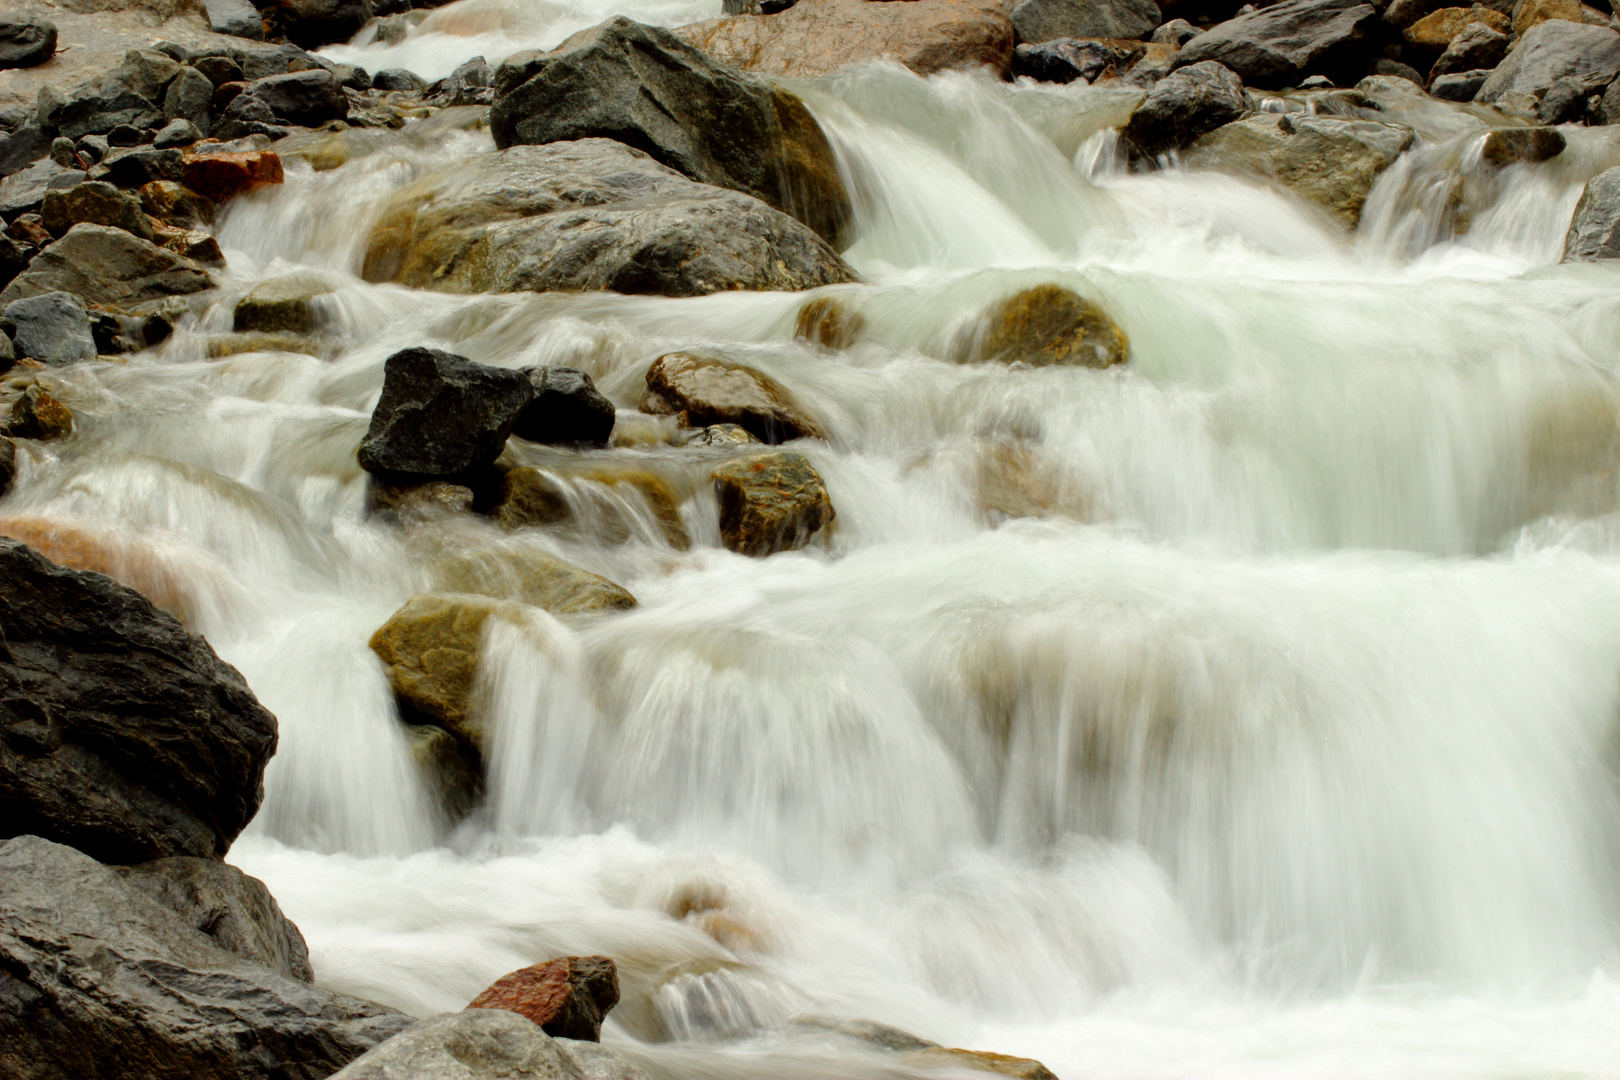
xmin=7 ymin=1 xmax=1620 ymax=1075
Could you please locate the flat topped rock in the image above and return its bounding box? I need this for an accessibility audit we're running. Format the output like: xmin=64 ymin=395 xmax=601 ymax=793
xmin=0 ymin=223 xmax=214 ymax=309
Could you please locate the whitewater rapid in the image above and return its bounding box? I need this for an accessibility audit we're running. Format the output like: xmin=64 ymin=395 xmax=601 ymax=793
xmin=5 ymin=1 xmax=1620 ymax=1075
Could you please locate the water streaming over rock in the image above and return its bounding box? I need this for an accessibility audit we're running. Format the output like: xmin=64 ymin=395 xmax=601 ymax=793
xmin=6 ymin=1 xmax=1620 ymax=1075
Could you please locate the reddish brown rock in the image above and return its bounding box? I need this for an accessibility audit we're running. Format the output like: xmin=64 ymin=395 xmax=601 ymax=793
xmin=181 ymin=150 xmax=284 ymax=203
xmin=467 ymin=956 xmax=621 ymax=1042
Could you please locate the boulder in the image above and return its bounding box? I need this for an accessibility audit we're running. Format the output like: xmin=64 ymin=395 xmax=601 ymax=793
xmin=233 ymin=275 xmax=334 ymax=334
xmin=0 ymin=14 xmax=56 ymax=70
xmin=1512 ymin=0 xmax=1583 ymax=35
xmin=1404 ymin=6 xmax=1509 ymax=53
xmin=357 ymin=347 xmax=533 ymax=479
xmin=272 ymin=0 xmax=377 ymax=50
xmin=0 ymin=835 xmax=411 ymax=1080
xmin=98 ymin=146 xmax=186 ymax=188
xmin=360 ymin=141 xmax=856 ymax=298
xmin=795 ymin=295 xmax=863 ymax=348
xmin=0 ymin=160 xmax=82 ymax=217
xmin=431 ymin=547 xmax=638 ymax=614
xmin=182 ymin=149 xmax=284 ymax=202
xmin=468 ymin=957 xmax=620 ymax=1042
xmin=5 ymin=384 xmax=73 ymax=440
xmin=1182 ymin=112 xmax=1415 ymax=228
xmin=5 ymin=292 xmax=95 ymax=365
xmin=204 ymin=0 xmax=266 ymax=40
xmin=140 ymin=181 xmax=217 ymax=229
xmin=641 ymin=351 xmax=825 ymax=443
xmin=373 ymin=68 xmax=428 ymax=92
xmin=1431 ymin=67 xmax=1492 ymax=98
xmin=1480 ymin=126 xmax=1565 ymax=166
xmin=491 ymin=18 xmax=852 ymax=248
xmin=116 ymin=857 xmax=314 ymax=982
xmin=1122 ymin=59 xmax=1248 ymax=157
xmin=153 ymin=119 xmax=203 ymax=149
xmin=0 ymin=539 xmax=278 ymax=862
xmin=193 ymin=54 xmax=247 ymax=87
xmin=711 ymin=450 xmax=834 ymax=556
xmin=1009 ymin=0 xmax=1161 ymax=44
xmin=1563 ymin=165 xmax=1620 ymax=260
xmin=677 ymin=0 xmax=1016 ymax=79
xmin=1013 ymin=38 xmax=1143 ymax=82
xmin=958 ymin=284 xmax=1130 ymax=368
xmin=328 ymin=1008 xmax=654 ymax=1080
xmin=37 ymin=52 xmax=174 ymax=142
xmin=511 ymin=367 xmax=615 ymax=446
xmin=240 ymin=69 xmax=350 ymax=127
xmin=0 ymin=224 xmax=213 ymax=309
xmin=1172 ymin=0 xmax=1382 ymax=87
xmin=1428 ymin=21 xmax=1509 ymax=79
xmin=40 ymin=180 xmax=154 ymax=240
xmin=164 ymin=67 xmax=215 ymax=137
xmin=404 ymin=723 xmax=482 ymax=821
xmin=1476 ymin=19 xmax=1620 ymax=122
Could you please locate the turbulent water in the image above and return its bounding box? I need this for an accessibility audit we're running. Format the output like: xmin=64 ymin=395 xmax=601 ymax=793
xmin=9 ymin=1 xmax=1620 ymax=1076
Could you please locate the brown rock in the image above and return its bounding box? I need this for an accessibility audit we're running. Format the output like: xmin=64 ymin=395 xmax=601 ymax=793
xmin=369 ymin=480 xmax=476 ymax=524
xmin=181 ymin=149 xmax=284 ymax=203
xmin=6 ymin=383 xmax=72 ymax=440
xmin=642 ymin=351 xmax=825 ymax=444
xmin=960 ymin=284 xmax=1129 ymax=368
xmin=493 ymin=465 xmax=690 ymax=549
xmin=233 ymin=275 xmax=335 ymax=334
xmin=1480 ymin=126 xmax=1566 ymax=166
xmin=138 ymin=181 xmax=217 ymax=229
xmin=795 ymin=295 xmax=864 ymax=349
xmin=404 ymin=723 xmax=482 ymax=822
xmin=467 ymin=956 xmax=621 ymax=1042
xmin=1512 ymin=0 xmax=1581 ymax=35
xmin=39 ymin=180 xmax=154 ymax=242
xmin=678 ymin=0 xmax=1016 ymax=79
xmin=1404 ymin=6 xmax=1509 ymax=51
xmin=910 ymin=1048 xmax=1059 ymax=1080
xmin=711 ymin=450 xmax=835 ymax=557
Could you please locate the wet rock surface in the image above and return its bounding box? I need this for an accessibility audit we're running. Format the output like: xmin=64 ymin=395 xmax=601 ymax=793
xmin=468 ymin=956 xmax=621 ymax=1041
xmin=357 ymin=347 xmax=532 ymax=480
xmin=642 ymin=351 xmax=826 ymax=443
xmin=512 ymin=366 xmax=617 ymax=446
xmin=1124 ymin=60 xmax=1249 ymax=156
xmin=711 ymin=450 xmax=835 ymax=556
xmin=1563 ymin=164 xmax=1620 ymax=260
xmin=960 ymin=284 xmax=1130 ymax=368
xmin=328 ymin=1008 xmax=653 ymax=1080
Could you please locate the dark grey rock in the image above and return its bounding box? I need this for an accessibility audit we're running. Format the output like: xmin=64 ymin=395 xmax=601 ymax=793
xmin=276 ymin=0 xmax=377 ymax=50
xmin=512 ymin=367 xmax=616 ymax=446
xmin=117 ymin=857 xmax=314 ymax=982
xmin=4 ymin=292 xmax=94 ymax=366
xmin=1563 ymin=165 xmax=1620 ymax=261
xmin=337 ymin=63 xmax=372 ymax=90
xmin=1173 ymin=0 xmax=1381 ymax=88
xmin=75 ymin=134 xmax=110 ymax=165
xmin=98 ymin=146 xmax=184 ymax=188
xmin=442 ymin=55 xmax=494 ymax=106
xmin=244 ymin=68 xmax=350 ymax=126
xmin=0 ymin=224 xmax=214 ymax=309
xmin=491 ymin=17 xmax=852 ymax=248
xmin=37 ymin=60 xmax=165 ymax=142
xmin=0 ymin=539 xmax=278 ymax=862
xmin=1370 ymin=58 xmax=1423 ymax=85
xmin=41 ymin=180 xmax=154 ymax=241
xmin=1430 ymin=67 xmax=1490 ymax=100
xmin=0 ymin=15 xmax=55 ymax=70
xmin=373 ymin=67 xmax=427 ymax=92
xmin=214 ymin=93 xmax=292 ymax=142
xmin=0 ymin=435 xmax=14 ymax=496
xmin=1124 ymin=60 xmax=1248 ymax=156
xmin=0 ymin=835 xmax=412 ymax=1080
xmin=1010 ymin=0 xmax=1161 ymax=44
xmin=48 ymin=137 xmax=77 ymax=168
xmin=164 ymin=66 xmax=215 ymax=135
xmin=1477 ymin=19 xmax=1620 ymax=123
xmin=205 ymin=0 xmax=265 ymax=40
xmin=1013 ymin=38 xmax=1139 ymax=82
xmin=1153 ymin=18 xmax=1201 ymax=46
xmin=0 ymin=235 xmax=33 ymax=293
xmin=1428 ymin=20 xmax=1507 ymax=82
xmin=357 ymin=347 xmax=534 ymax=479
xmin=1480 ymin=126 xmax=1565 ymax=167
xmin=106 ymin=123 xmax=144 ymax=147
xmin=0 ymin=160 xmax=80 ymax=216
xmin=153 ymin=118 xmax=203 ymax=149
xmin=193 ymin=54 xmax=247 ymax=87
xmin=0 ymin=121 xmax=51 ymax=179
xmin=328 ymin=1009 xmax=653 ymax=1080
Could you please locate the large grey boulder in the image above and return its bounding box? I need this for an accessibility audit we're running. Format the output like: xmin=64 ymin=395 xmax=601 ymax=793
xmin=1563 ymin=165 xmax=1620 ymax=261
xmin=358 ymin=347 xmax=533 ymax=479
xmin=1123 ymin=60 xmax=1248 ymax=157
xmin=204 ymin=0 xmax=266 ymax=40
xmin=0 ymin=14 xmax=56 ymax=69
xmin=4 ymin=291 xmax=96 ymax=365
xmin=1010 ymin=0 xmax=1161 ymax=44
xmin=0 ymin=224 xmax=214 ymax=308
xmin=1476 ymin=18 xmax=1620 ymax=122
xmin=1173 ymin=0 xmax=1381 ymax=87
xmin=0 ymin=540 xmax=278 ymax=863
xmin=328 ymin=1008 xmax=653 ymax=1080
xmin=361 ymin=140 xmax=856 ymax=298
xmin=491 ymin=17 xmax=852 ymax=248
xmin=241 ymin=68 xmax=351 ymax=127
xmin=0 ymin=835 xmax=412 ymax=1080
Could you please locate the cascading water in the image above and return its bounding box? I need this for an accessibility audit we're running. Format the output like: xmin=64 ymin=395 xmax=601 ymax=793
xmin=6 ymin=0 xmax=1620 ymax=1075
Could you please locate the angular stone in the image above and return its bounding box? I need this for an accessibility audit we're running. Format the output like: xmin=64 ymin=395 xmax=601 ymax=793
xmin=443 ymin=56 xmax=495 ymax=106
xmin=373 ymin=68 xmax=428 ymax=92
xmin=1013 ymin=37 xmax=1142 ymax=82
xmin=328 ymin=1008 xmax=654 ymax=1080
xmin=163 ymin=67 xmax=215 ymax=136
xmin=6 ymin=383 xmax=73 ymax=439
xmin=41 ymin=180 xmax=154 ymax=240
xmin=357 ymin=347 xmax=532 ymax=479
xmin=0 ymin=836 xmax=411 ymax=1080
xmin=0 ymin=160 xmax=79 ymax=217
xmin=1123 ymin=59 xmax=1248 ymax=156
xmin=193 ymin=54 xmax=247 ymax=87
xmin=711 ymin=450 xmax=834 ymax=556
xmin=140 ymin=180 xmax=217 ymax=229
xmin=243 ymin=68 xmax=350 ymax=126
xmin=205 ymin=0 xmax=266 ymax=40
xmin=1513 ymin=0 xmax=1582 ymax=35
xmin=468 ymin=957 xmax=621 ymax=1042
xmin=1173 ymin=0 xmax=1381 ymax=88
xmin=153 ymin=119 xmax=203 ymax=149
xmin=273 ymin=0 xmax=377 ymax=50
xmin=37 ymin=53 xmax=170 ymax=142
xmin=234 ymin=274 xmax=334 ymax=334
xmin=182 ymin=149 xmax=284 ymax=202
xmin=368 ymin=592 xmax=520 ymax=750
xmin=0 ymin=14 xmax=56 ymax=70
xmin=642 ymin=351 xmax=824 ymax=443
xmin=0 ymin=539 xmax=278 ymax=861
xmin=97 ymin=147 xmax=185 ymax=188
xmin=1430 ymin=67 xmax=1491 ymax=99
xmin=1563 ymin=165 xmax=1620 ymax=261
xmin=1480 ymin=126 xmax=1565 ymax=167
xmin=1009 ymin=0 xmax=1161 ymax=44
xmin=511 ymin=367 xmax=616 ymax=446
xmin=960 ymin=284 xmax=1131 ymax=368
xmin=1429 ymin=20 xmax=1508 ymax=80
xmin=0 ymin=224 xmax=213 ymax=309
xmin=5 ymin=292 xmax=96 ymax=365
xmin=795 ymin=295 xmax=863 ymax=349
xmin=1477 ymin=19 xmax=1620 ymax=122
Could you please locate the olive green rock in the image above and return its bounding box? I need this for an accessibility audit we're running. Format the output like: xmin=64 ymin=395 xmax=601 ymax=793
xmin=960 ymin=284 xmax=1129 ymax=369
xmin=711 ymin=449 xmax=834 ymax=557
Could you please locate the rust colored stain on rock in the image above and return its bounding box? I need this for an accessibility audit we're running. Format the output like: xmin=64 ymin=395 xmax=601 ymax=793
xmin=181 ymin=151 xmax=284 ymax=203
xmin=467 ymin=955 xmax=621 ymax=1042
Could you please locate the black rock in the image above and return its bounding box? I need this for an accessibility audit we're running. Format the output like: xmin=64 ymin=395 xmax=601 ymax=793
xmin=372 ymin=67 xmax=427 ymax=92
xmin=204 ymin=0 xmax=266 ymax=40
xmin=357 ymin=347 xmax=534 ymax=478
xmin=106 ymin=124 xmax=144 ymax=147
xmin=1430 ymin=68 xmax=1489 ymax=102
xmin=243 ymin=68 xmax=350 ymax=126
xmin=98 ymin=146 xmax=184 ymax=188
xmin=512 ymin=367 xmax=616 ymax=446
xmin=192 ymin=54 xmax=247 ymax=87
xmin=0 ymin=235 xmax=26 ymax=292
xmin=0 ymin=835 xmax=413 ymax=1080
xmin=1172 ymin=0 xmax=1380 ymax=88
xmin=0 ymin=15 xmax=56 ymax=70
xmin=1124 ymin=60 xmax=1248 ymax=157
xmin=4 ymin=291 xmax=96 ymax=365
xmin=164 ymin=67 xmax=215 ymax=136
xmin=0 ymin=540 xmax=278 ymax=862
xmin=275 ymin=0 xmax=377 ymax=50
xmin=1013 ymin=38 xmax=1136 ymax=83
xmin=0 ymin=434 xmax=13 ymax=495
xmin=213 ymin=93 xmax=291 ymax=142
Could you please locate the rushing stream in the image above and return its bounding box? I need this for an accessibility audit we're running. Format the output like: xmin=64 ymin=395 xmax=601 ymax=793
xmin=8 ymin=0 xmax=1620 ymax=1075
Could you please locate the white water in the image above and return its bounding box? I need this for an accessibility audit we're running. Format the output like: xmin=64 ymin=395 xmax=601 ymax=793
xmin=7 ymin=1 xmax=1620 ymax=1075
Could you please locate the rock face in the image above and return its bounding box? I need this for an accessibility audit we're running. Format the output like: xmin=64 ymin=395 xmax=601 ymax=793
xmin=1009 ymin=0 xmax=1161 ymax=44
xmin=468 ymin=956 xmax=621 ymax=1042
xmin=641 ymin=351 xmax=825 ymax=443
xmin=677 ymin=0 xmax=1016 ymax=79
xmin=328 ymin=1008 xmax=654 ymax=1080
xmin=960 ymin=284 xmax=1130 ymax=368
xmin=0 ymin=224 xmax=213 ymax=309
xmin=511 ymin=367 xmax=616 ymax=447
xmin=361 ymin=141 xmax=856 ymax=298
xmin=357 ymin=348 xmax=533 ymax=479
xmin=5 ymin=291 xmax=96 ymax=365
xmin=1123 ymin=60 xmax=1248 ymax=157
xmin=1563 ymin=165 xmax=1620 ymax=261
xmin=0 ymin=14 xmax=57 ymax=70
xmin=0 ymin=835 xmax=411 ymax=1080
xmin=1173 ymin=0 xmax=1381 ymax=87
xmin=1183 ymin=112 xmax=1415 ymax=227
xmin=491 ymin=18 xmax=852 ymax=249
xmin=0 ymin=540 xmax=278 ymax=863
xmin=116 ymin=857 xmax=315 ymax=982
xmin=711 ymin=450 xmax=835 ymax=556
xmin=1476 ymin=19 xmax=1620 ymax=122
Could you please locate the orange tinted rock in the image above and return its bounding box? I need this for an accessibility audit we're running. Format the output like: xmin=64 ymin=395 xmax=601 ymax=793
xmin=467 ymin=956 xmax=621 ymax=1042
xmin=181 ymin=150 xmax=284 ymax=203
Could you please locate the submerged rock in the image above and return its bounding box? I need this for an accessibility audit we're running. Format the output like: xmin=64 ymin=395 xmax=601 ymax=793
xmin=234 ymin=274 xmax=335 ymax=334
xmin=357 ymin=347 xmax=533 ymax=480
xmin=960 ymin=284 xmax=1130 ymax=368
xmin=1479 ymin=126 xmax=1565 ymax=167
xmin=1476 ymin=19 xmax=1620 ymax=122
xmin=642 ymin=351 xmax=825 ymax=444
xmin=0 ymin=435 xmax=14 ymax=496
xmin=431 ymin=546 xmax=638 ymax=614
xmin=1173 ymin=0 xmax=1381 ymax=88
xmin=468 ymin=956 xmax=621 ymax=1042
xmin=328 ymin=1008 xmax=654 ymax=1080
xmin=404 ymin=723 xmax=482 ymax=822
xmin=711 ymin=450 xmax=835 ymax=556
xmin=511 ymin=367 xmax=616 ymax=447
xmin=1009 ymin=0 xmax=1161 ymax=44
xmin=0 ymin=835 xmax=409 ymax=1080
xmin=1123 ymin=60 xmax=1248 ymax=157
xmin=0 ymin=224 xmax=213 ymax=309
xmin=491 ymin=18 xmax=852 ymax=248
xmin=362 ymin=141 xmax=855 ymax=298
xmin=795 ymin=295 xmax=864 ymax=348
xmin=369 ymin=480 xmax=477 ymax=524
xmin=5 ymin=291 xmax=96 ymax=365
xmin=1562 ymin=164 xmax=1620 ymax=261
xmin=492 ymin=465 xmax=690 ymax=549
